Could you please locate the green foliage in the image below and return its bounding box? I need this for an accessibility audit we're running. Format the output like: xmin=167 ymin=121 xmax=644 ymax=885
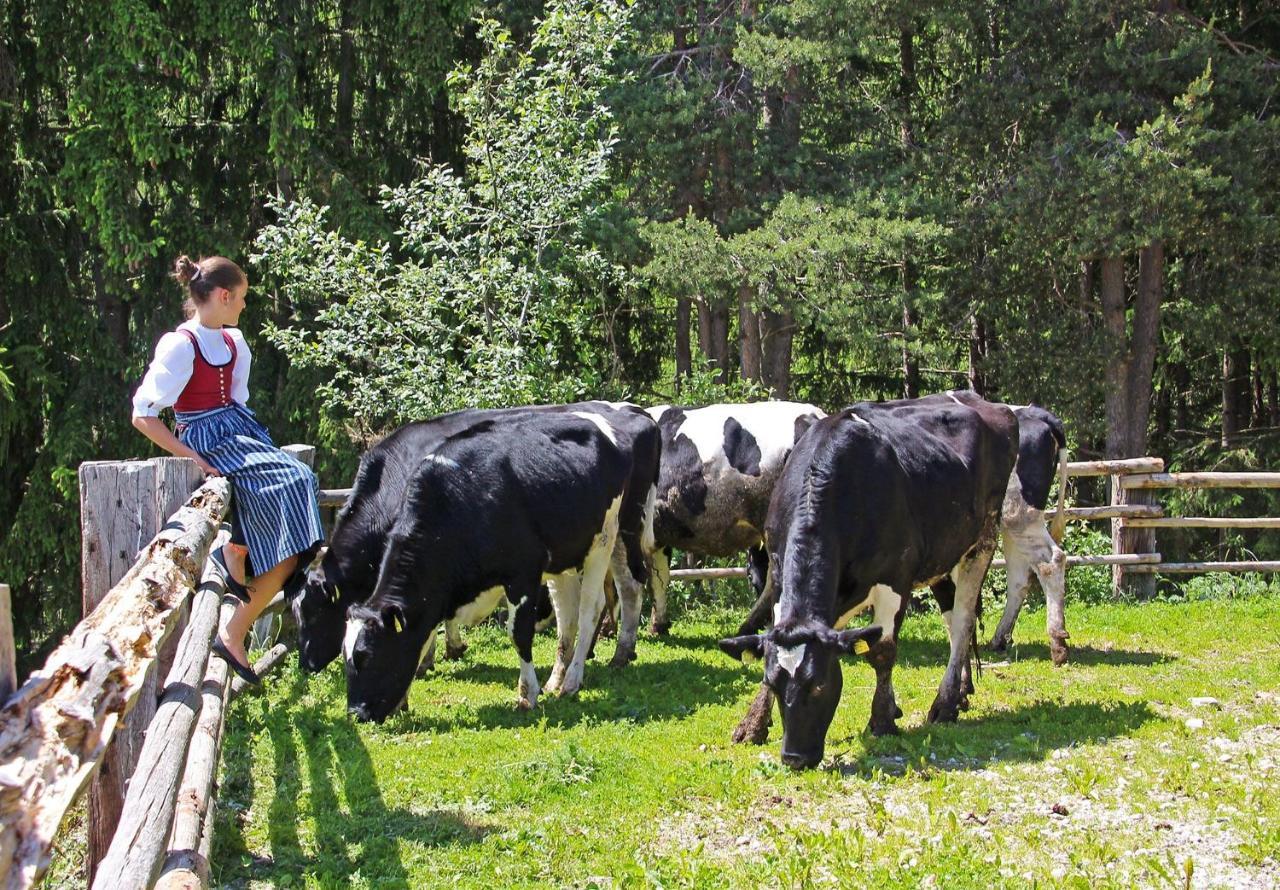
xmin=256 ymin=0 xmax=642 ymax=436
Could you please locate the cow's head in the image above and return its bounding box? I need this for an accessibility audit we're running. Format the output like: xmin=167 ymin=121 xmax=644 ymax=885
xmin=291 ymin=548 xmax=350 ymax=672
xmin=344 ymin=601 xmax=424 ymax=723
xmin=720 ymin=622 xmax=881 ymax=769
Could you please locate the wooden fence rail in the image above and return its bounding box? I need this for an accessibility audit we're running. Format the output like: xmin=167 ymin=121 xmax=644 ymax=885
xmin=0 ymin=478 xmax=229 ymax=890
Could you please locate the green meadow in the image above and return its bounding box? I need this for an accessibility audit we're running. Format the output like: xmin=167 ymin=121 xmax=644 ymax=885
xmin=206 ymin=582 xmax=1280 ymax=889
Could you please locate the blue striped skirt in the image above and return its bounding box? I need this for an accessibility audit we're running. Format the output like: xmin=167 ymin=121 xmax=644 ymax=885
xmin=176 ymin=404 xmax=323 ymax=579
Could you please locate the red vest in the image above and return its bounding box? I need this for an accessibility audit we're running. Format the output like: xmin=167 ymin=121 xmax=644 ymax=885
xmin=173 ymin=328 xmax=237 ymax=413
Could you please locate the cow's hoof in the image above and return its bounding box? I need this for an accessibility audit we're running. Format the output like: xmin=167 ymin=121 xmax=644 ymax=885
xmin=608 ymin=650 xmax=636 ymax=668
xmin=1050 ymin=632 xmax=1070 ymax=666
xmin=445 ymin=642 xmax=468 ymax=661
xmin=927 ymin=698 xmax=960 ymax=724
xmin=866 ymin=719 xmax=900 ymax=737
xmin=895 ymin=705 xmax=904 ymax=719
xmin=731 ymin=719 xmax=769 ymax=746
xmin=958 ymin=695 xmax=971 ymax=712
xmin=415 ymin=657 xmax=434 ymax=678
xmin=649 ymin=621 xmax=671 ymax=637
xmin=989 ymin=636 xmax=1010 ymax=655
xmin=517 ymin=697 xmax=536 ymax=711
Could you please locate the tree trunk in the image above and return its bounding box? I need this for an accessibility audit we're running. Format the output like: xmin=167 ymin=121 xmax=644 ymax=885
xmin=675 ymin=297 xmax=692 ymax=390
xmin=335 ymin=5 xmax=355 ymax=151
xmin=737 ymin=283 xmax=762 ymax=384
xmin=709 ymin=302 xmax=731 ymax=385
xmin=1251 ymin=356 xmax=1265 ymax=430
xmin=1100 ymin=244 xmax=1163 ymax=600
xmin=967 ymin=310 xmax=988 ymax=396
xmin=1222 ymin=342 xmax=1250 ymax=446
xmin=1269 ymin=370 xmax=1279 ymax=427
xmin=901 ymin=301 xmax=920 ymax=399
xmin=760 ymin=308 xmax=794 ymax=399
xmin=898 ymin=26 xmax=920 ymax=400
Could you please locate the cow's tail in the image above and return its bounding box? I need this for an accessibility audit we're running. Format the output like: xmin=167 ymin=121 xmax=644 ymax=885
xmin=641 ymin=483 xmax=657 ymax=556
xmin=1050 ymin=444 xmax=1071 ymax=544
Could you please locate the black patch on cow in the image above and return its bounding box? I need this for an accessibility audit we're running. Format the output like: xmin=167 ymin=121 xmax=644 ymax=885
xmin=793 ymin=412 xmax=819 ymax=444
xmin=1013 ymin=406 xmax=1065 ymax=510
xmin=653 ymin=409 xmax=709 ymax=546
xmin=722 ymin=417 xmax=763 ymax=477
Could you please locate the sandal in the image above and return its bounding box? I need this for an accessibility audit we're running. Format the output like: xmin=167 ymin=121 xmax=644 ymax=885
xmin=210 ymin=546 xmax=252 ymax=604
xmin=212 ymin=637 xmax=260 ymax=685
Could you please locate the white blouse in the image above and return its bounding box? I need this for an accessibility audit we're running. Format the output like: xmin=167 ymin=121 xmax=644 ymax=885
xmin=132 ymin=320 xmax=251 ymax=418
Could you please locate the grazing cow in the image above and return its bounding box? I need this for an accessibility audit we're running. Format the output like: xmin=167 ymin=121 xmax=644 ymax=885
xmin=989 ymin=405 xmax=1071 ymax=664
xmin=645 ymin=401 xmax=826 ymax=633
xmin=344 ymin=411 xmax=640 ymax=722
xmin=293 ymin=402 xmax=658 ymax=673
xmin=719 ymin=392 xmax=1018 ymax=768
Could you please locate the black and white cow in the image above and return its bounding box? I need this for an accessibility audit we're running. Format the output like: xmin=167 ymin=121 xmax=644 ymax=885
xmin=295 ymin=402 xmax=658 ymax=674
xmin=989 ymin=405 xmax=1071 ymax=663
xmin=719 ymin=392 xmax=1018 ymax=768
xmin=344 ymin=410 xmax=647 ymax=722
xmin=644 ymin=401 xmax=826 ymax=633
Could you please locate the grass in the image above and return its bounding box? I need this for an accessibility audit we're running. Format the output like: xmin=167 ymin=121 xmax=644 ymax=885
xmin=208 ymin=588 xmax=1280 ymax=889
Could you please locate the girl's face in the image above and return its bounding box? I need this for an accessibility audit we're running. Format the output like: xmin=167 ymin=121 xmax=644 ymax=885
xmin=218 ymin=281 xmax=248 ymax=326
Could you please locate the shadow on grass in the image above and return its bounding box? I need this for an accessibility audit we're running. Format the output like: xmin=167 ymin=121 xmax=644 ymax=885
xmin=991 ymin=641 xmax=1174 ymax=667
xmin=394 ymin=654 xmax=752 ymax=734
xmin=218 ymin=672 xmax=489 ymax=887
xmin=830 ymin=698 xmax=1159 ymax=778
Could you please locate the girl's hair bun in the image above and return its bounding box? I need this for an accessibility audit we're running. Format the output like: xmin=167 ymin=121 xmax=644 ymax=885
xmin=173 ymin=255 xmax=201 ymax=285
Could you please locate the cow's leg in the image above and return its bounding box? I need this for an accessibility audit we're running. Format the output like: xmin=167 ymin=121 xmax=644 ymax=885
xmin=648 ymin=548 xmax=672 ymax=636
xmin=866 ymin=584 xmax=905 ymax=735
xmin=1038 ymin=538 xmax=1069 ymax=666
xmin=416 ymin=627 xmax=438 ymax=677
xmin=931 ymin=578 xmax=973 ymax=705
xmin=507 ymin=579 xmax=544 ymax=710
xmin=989 ymin=531 xmax=1035 ymax=655
xmin=444 ymin=619 xmax=468 ymax=661
xmin=608 ymin=541 xmax=643 ymax=667
xmin=731 ymin=683 xmax=774 ymax=745
xmin=928 ymin=544 xmax=994 ymax=724
xmin=560 ymin=497 xmax=622 ymax=697
xmin=545 ymin=574 xmax=580 ymax=695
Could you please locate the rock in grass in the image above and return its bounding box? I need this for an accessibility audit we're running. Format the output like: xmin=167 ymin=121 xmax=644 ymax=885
xmin=1189 ymin=697 xmax=1221 ymax=709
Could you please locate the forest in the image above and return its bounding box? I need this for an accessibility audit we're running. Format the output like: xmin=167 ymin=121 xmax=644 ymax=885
xmin=2 ymin=0 xmax=1278 ymax=666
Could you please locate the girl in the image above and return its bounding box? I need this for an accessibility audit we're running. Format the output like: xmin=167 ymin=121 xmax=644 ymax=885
xmin=132 ymin=255 xmax=324 ymax=683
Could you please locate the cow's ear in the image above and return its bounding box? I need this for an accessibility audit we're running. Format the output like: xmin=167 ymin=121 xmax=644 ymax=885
xmin=822 ymin=626 xmax=882 ymax=657
xmin=381 ymin=604 xmax=406 ymax=635
xmin=719 ymin=634 xmax=765 ymax=664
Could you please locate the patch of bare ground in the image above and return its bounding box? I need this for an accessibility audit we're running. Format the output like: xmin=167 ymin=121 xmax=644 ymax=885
xmin=652 ymin=722 xmax=1279 ymax=888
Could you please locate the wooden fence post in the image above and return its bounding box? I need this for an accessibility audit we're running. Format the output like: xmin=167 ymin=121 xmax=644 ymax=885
xmin=0 ymin=584 xmax=14 ymax=704
xmin=80 ymin=460 xmax=159 ymax=884
xmin=1111 ymin=471 xmax=1158 ymax=599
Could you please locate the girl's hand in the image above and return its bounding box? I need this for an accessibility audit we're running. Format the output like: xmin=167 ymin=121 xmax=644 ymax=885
xmin=197 ymin=458 xmax=221 ymax=477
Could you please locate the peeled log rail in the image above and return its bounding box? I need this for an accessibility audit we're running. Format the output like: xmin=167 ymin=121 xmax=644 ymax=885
xmin=1064 ymin=458 xmax=1165 ymax=477
xmin=669 ymin=567 xmax=749 ymax=581
xmin=993 ymin=553 xmax=1161 ymax=569
xmin=1123 ymin=517 xmax=1280 ymax=529
xmin=1127 ymin=561 xmax=1280 ymax=573
xmin=90 ymin=536 xmax=228 ymax=890
xmin=154 ymin=603 xmax=234 ymax=890
xmin=1046 ymin=504 xmax=1164 ymax=522
xmin=1122 ymin=472 xmax=1280 ymax=489
xmin=0 ymin=478 xmax=229 ymax=890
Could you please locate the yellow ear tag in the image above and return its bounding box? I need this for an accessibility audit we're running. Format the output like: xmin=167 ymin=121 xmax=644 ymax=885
xmin=742 ymin=650 xmax=759 ymax=665
xmin=853 ymin=639 xmax=871 ymax=655
xmin=392 ymin=614 xmax=404 ymax=634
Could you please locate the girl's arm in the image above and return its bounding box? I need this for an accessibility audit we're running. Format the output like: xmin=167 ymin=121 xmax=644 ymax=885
xmin=132 ymin=416 xmax=220 ymax=476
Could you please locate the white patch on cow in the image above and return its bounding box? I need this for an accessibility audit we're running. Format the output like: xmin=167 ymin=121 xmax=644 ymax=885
xmin=518 ymin=659 xmax=541 ymax=708
xmin=847 ymin=410 xmax=870 ymax=426
xmin=946 ymin=391 xmax=966 ymax=406
xmin=585 ymin=399 xmax=637 ymax=411
xmin=506 ymin=594 xmax=527 ymax=637
xmin=773 ymin=602 xmax=782 ymax=625
xmin=343 ymin=617 xmax=366 ymax=664
xmin=418 ymin=624 xmax=440 ymax=668
xmin=871 ymin=584 xmax=903 ymax=642
xmin=673 ymin=402 xmax=826 ymax=470
xmin=777 ymin=643 xmax=806 ymax=676
xmin=420 ymin=452 xmax=461 ymax=471
xmin=640 ymin=484 xmax=657 ymax=554
xmin=572 ymin=411 xmax=618 ymax=446
xmin=835 ymin=596 xmax=874 ymax=630
xmin=453 ymin=585 xmax=506 ymax=629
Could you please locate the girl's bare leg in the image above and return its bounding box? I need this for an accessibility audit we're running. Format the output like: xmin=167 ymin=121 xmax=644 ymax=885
xmin=219 ymin=554 xmax=299 ymax=664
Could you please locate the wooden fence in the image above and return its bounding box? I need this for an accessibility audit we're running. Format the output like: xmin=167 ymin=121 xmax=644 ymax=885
xmin=1 ymin=451 xmax=1278 ymax=889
